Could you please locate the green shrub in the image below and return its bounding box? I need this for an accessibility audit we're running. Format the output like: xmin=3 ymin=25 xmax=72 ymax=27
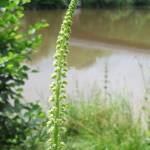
xmin=134 ymin=0 xmax=150 ymax=6
xmin=26 ymin=0 xmax=68 ymax=9
xmin=81 ymin=0 xmax=134 ymax=7
xmin=0 ymin=0 xmax=48 ymax=148
xmin=26 ymin=0 xmax=150 ymax=8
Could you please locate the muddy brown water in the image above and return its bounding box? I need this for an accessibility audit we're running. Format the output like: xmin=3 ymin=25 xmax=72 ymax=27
xmin=23 ymin=9 xmax=150 ymax=113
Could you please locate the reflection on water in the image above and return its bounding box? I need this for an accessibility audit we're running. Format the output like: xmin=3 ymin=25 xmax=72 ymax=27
xmin=23 ymin=9 xmax=150 ymax=111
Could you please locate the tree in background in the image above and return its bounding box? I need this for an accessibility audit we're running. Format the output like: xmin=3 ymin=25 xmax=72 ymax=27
xmin=26 ymin=0 xmax=68 ymax=9
xmin=27 ymin=0 xmax=150 ymax=8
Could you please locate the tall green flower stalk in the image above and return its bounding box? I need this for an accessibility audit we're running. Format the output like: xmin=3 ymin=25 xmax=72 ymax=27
xmin=47 ymin=0 xmax=78 ymax=150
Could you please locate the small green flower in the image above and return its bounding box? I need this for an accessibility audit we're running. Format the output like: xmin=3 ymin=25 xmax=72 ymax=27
xmin=47 ymin=0 xmax=78 ymax=150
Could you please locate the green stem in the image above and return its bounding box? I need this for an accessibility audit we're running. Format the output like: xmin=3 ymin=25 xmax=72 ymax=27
xmin=48 ymin=0 xmax=78 ymax=150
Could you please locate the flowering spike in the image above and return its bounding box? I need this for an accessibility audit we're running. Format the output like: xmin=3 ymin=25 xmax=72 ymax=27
xmin=47 ymin=0 xmax=78 ymax=150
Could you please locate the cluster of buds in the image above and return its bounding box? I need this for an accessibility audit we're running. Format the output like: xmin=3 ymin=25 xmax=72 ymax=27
xmin=47 ymin=0 xmax=78 ymax=150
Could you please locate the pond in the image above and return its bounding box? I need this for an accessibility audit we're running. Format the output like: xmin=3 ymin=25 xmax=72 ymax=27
xmin=23 ymin=8 xmax=150 ymax=111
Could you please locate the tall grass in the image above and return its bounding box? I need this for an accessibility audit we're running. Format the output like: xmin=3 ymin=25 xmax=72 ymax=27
xmin=47 ymin=0 xmax=78 ymax=150
xmin=65 ymin=96 xmax=150 ymax=150
xmin=135 ymin=57 xmax=150 ymax=131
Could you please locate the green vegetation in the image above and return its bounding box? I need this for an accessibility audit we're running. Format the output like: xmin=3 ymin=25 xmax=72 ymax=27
xmin=1 ymin=0 xmax=150 ymax=150
xmin=65 ymin=97 xmax=150 ymax=150
xmin=47 ymin=0 xmax=78 ymax=149
xmin=81 ymin=0 xmax=150 ymax=8
xmin=26 ymin=0 xmax=68 ymax=9
xmin=0 ymin=0 xmax=48 ymax=149
xmin=26 ymin=0 xmax=150 ymax=9
xmin=7 ymin=95 xmax=150 ymax=150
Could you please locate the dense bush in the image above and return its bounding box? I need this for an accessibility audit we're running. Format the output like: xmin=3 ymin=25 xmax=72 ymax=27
xmin=134 ymin=0 xmax=150 ymax=6
xmin=81 ymin=0 xmax=133 ymax=7
xmin=0 ymin=0 xmax=48 ymax=148
xmin=26 ymin=0 xmax=69 ymax=9
xmin=26 ymin=0 xmax=150 ymax=8
xmin=81 ymin=0 xmax=150 ymax=7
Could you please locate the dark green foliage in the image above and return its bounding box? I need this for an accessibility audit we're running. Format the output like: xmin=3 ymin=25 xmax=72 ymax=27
xmin=26 ymin=0 xmax=150 ymax=8
xmin=0 ymin=0 xmax=48 ymax=148
xmin=1 ymin=103 xmax=48 ymax=150
xmin=81 ymin=0 xmax=132 ymax=8
xmin=16 ymin=103 xmax=48 ymax=150
xmin=134 ymin=0 xmax=150 ymax=6
xmin=26 ymin=0 xmax=69 ymax=9
xmin=80 ymin=0 xmax=150 ymax=8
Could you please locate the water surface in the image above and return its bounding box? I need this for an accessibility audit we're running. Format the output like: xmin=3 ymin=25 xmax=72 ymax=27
xmin=23 ymin=9 xmax=150 ymax=111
